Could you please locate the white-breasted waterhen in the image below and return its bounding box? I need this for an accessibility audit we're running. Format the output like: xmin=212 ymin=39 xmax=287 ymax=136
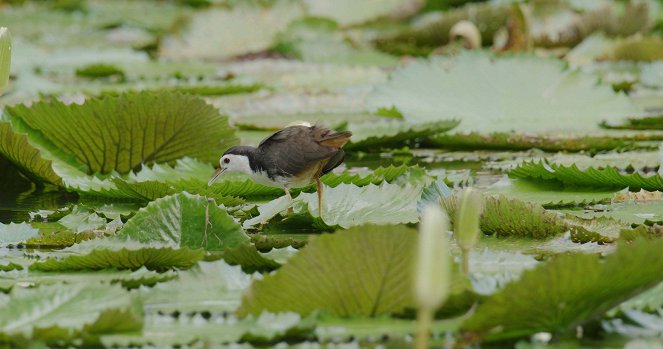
xmin=208 ymin=124 xmax=352 ymax=216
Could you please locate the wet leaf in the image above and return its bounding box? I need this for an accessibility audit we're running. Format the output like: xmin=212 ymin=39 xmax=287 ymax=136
xmin=346 ymin=119 xmax=459 ymax=150
xmin=244 ymin=183 xmax=423 ymax=229
xmin=0 ymin=121 xmax=62 ymax=186
xmin=238 ymin=225 xmax=419 ymax=317
xmin=29 ymin=240 xmax=205 ymax=272
xmin=367 ymin=51 xmax=638 ymax=134
xmin=159 ymin=2 xmax=303 ymax=60
xmin=0 ymin=283 xmax=142 ymax=344
xmin=510 ymin=161 xmax=663 ymax=191
xmin=462 ymin=239 xmax=663 ymax=342
xmin=140 ymin=260 xmax=254 ymax=313
xmin=4 ymin=91 xmax=239 ymax=175
xmin=118 ymin=192 xmax=249 ymax=251
xmin=0 ymin=223 xmax=39 ymax=247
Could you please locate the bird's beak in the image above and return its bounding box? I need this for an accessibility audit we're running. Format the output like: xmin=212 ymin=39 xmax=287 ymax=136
xmin=208 ymin=167 xmax=226 ymax=186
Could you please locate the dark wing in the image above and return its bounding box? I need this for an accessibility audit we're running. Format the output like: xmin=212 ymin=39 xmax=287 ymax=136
xmin=321 ymin=149 xmax=345 ymax=176
xmin=257 ymin=125 xmax=351 ymax=178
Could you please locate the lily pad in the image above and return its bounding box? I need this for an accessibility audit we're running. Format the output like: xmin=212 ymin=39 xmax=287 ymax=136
xmin=303 ymin=0 xmax=421 ymax=26
xmin=159 ymin=2 xmax=303 ymax=60
xmin=140 ymin=260 xmax=255 ymax=313
xmin=118 ymin=192 xmax=249 ymax=251
xmin=0 ymin=121 xmax=62 ymax=186
xmin=461 ymin=239 xmax=663 ymax=342
xmin=243 ymin=183 xmax=423 ymax=229
xmin=29 ymin=240 xmax=205 ymax=272
xmin=346 ymin=119 xmax=459 ymax=150
xmin=0 ymin=222 xmax=40 ymax=247
xmin=367 ymin=51 xmax=638 ymax=133
xmin=0 ymin=283 xmax=142 ymax=344
xmin=4 ymin=91 xmax=238 ymax=175
xmin=510 ymin=161 xmax=663 ymax=191
xmin=237 ymin=225 xmax=419 ymax=317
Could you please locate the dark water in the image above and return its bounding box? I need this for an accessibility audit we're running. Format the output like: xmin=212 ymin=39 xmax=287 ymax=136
xmin=0 ymin=161 xmax=78 ymax=224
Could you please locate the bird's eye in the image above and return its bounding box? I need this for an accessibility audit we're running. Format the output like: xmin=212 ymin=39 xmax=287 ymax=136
xmin=223 ymin=158 xmax=230 ymax=164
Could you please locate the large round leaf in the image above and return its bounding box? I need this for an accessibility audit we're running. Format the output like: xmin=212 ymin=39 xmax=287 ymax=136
xmin=4 ymin=91 xmax=238 ymax=174
xmin=238 ymin=225 xmax=418 ymax=317
xmin=119 ymin=192 xmax=249 ymax=251
xmin=0 ymin=121 xmax=62 ymax=186
xmin=367 ymin=51 xmax=639 ymax=133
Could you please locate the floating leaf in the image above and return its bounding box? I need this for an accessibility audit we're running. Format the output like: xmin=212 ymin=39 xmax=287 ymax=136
xmin=118 ymin=193 xmax=249 ymax=251
xmin=0 ymin=268 xmax=176 ymax=292
xmin=461 ymin=239 xmax=663 ymax=342
xmin=427 ymin=131 xmax=635 ymax=152
xmin=316 ymin=315 xmax=463 ymax=342
xmin=238 ymin=225 xmax=419 ymax=317
xmin=29 ymin=240 xmax=205 ymax=272
xmin=303 ymin=0 xmax=420 ymax=26
xmin=441 ymin=194 xmax=568 ymax=239
xmin=102 ymin=312 xmax=313 ymax=347
xmin=159 ymin=3 xmax=303 ymax=60
xmin=4 ymin=91 xmax=238 ymax=174
xmin=57 ymin=207 xmax=107 ymax=233
xmin=244 ymin=183 xmax=422 ymax=229
xmin=345 ymin=119 xmax=459 ymax=150
xmin=486 ymin=177 xmax=616 ymax=208
xmin=274 ymin=17 xmax=398 ymax=66
xmin=0 ymin=121 xmax=62 ymax=186
xmin=0 ymin=222 xmax=39 ymax=247
xmin=367 ymin=51 xmax=638 ymax=133
xmin=219 ymin=243 xmax=283 ymax=273
xmin=510 ymin=161 xmax=663 ymax=191
xmin=0 ymin=283 xmax=141 ymax=344
xmin=140 ymin=260 xmax=254 ymax=313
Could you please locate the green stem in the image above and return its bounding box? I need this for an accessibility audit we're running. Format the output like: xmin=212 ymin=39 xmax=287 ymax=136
xmin=415 ymin=307 xmax=433 ymax=349
xmin=462 ymin=249 xmax=470 ymax=274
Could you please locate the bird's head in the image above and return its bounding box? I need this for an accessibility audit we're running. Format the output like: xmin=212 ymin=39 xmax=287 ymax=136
xmin=208 ymin=146 xmax=255 ymax=186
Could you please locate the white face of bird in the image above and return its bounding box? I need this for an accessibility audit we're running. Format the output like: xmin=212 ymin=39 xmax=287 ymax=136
xmin=208 ymin=154 xmax=252 ymax=186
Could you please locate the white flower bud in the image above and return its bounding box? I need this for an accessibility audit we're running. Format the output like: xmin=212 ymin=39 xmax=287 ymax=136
xmin=415 ymin=205 xmax=452 ymax=310
xmin=455 ymin=188 xmax=482 ymax=251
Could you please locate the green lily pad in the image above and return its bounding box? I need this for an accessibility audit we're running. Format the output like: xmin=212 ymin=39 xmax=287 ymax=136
xmin=510 ymin=161 xmax=663 ymax=191
xmin=29 ymin=240 xmax=205 ymax=272
xmin=461 ymin=239 xmax=663 ymax=342
xmin=0 ymin=121 xmax=62 ymax=186
xmin=346 ymin=119 xmax=459 ymax=150
xmin=140 ymin=260 xmax=254 ymax=313
xmin=118 ymin=192 xmax=249 ymax=251
xmin=486 ymin=177 xmax=616 ymax=208
xmin=0 ymin=222 xmax=40 ymax=247
xmin=303 ymin=0 xmax=420 ymax=26
xmin=4 ymin=91 xmax=239 ymax=175
xmin=237 ymin=225 xmax=419 ymax=317
xmin=367 ymin=51 xmax=638 ymax=134
xmin=243 ymin=183 xmax=423 ymax=229
xmin=0 ymin=283 xmax=142 ymax=344
xmin=275 ymin=17 xmax=398 ymax=66
xmin=159 ymin=3 xmax=303 ymax=60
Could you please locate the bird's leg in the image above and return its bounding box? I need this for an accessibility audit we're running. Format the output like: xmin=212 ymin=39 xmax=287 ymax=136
xmin=284 ymin=187 xmax=293 ymax=216
xmin=316 ymin=177 xmax=323 ymax=218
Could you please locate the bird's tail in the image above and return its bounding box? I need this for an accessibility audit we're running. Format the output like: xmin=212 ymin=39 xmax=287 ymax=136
xmin=319 ymin=131 xmax=352 ymax=148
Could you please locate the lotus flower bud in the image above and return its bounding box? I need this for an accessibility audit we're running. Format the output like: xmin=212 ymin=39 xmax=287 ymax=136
xmin=455 ymin=188 xmax=482 ymax=252
xmin=415 ymin=205 xmax=452 ymax=310
xmin=0 ymin=28 xmax=11 ymax=95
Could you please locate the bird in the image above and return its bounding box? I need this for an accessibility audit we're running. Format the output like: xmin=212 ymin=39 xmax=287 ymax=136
xmin=208 ymin=123 xmax=352 ymax=217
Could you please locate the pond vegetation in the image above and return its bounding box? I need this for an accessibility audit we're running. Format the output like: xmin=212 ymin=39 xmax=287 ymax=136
xmin=1 ymin=0 xmax=663 ymax=348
